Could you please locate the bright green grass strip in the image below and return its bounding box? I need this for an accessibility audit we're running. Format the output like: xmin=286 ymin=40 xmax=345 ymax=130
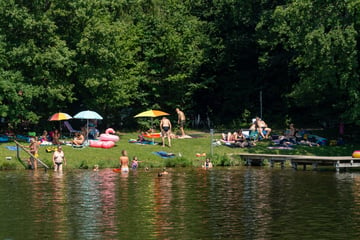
xmin=0 ymin=131 xmax=356 ymax=170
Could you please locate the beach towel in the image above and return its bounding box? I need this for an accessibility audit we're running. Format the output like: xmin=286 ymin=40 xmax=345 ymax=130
xmin=153 ymin=151 xmax=175 ymax=159
xmin=6 ymin=146 xmax=17 ymax=151
xmin=177 ymin=135 xmax=192 ymax=139
xmin=129 ymin=139 xmax=158 ymax=145
xmin=40 ymin=141 xmax=53 ymax=146
xmin=267 ymin=146 xmax=294 ymax=150
xmin=0 ymin=135 xmax=9 ymax=143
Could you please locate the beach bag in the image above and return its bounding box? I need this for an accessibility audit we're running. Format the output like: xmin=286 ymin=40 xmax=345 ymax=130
xmin=249 ymin=131 xmax=258 ymax=140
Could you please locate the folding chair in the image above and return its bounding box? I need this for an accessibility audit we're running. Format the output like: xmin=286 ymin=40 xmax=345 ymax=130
xmin=63 ymin=121 xmax=80 ymax=137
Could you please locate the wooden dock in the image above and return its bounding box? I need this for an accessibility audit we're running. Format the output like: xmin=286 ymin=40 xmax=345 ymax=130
xmin=238 ymin=153 xmax=357 ymax=171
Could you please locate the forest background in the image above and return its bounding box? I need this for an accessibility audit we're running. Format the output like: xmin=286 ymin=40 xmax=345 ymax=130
xmin=0 ymin=0 xmax=359 ymax=135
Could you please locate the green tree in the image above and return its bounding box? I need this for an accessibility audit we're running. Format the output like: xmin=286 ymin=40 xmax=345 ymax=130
xmin=76 ymin=15 xmax=142 ymax=126
xmin=259 ymin=0 xmax=360 ymax=124
xmin=134 ymin=0 xmax=206 ymax=112
xmin=0 ymin=0 xmax=75 ymax=128
xmin=189 ymin=0 xmax=263 ymax=125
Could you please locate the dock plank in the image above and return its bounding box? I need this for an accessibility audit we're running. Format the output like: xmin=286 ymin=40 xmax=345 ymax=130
xmin=238 ymin=153 xmax=357 ymax=170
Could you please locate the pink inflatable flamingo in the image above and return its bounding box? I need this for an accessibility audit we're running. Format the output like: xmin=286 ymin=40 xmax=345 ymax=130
xmin=99 ymin=128 xmax=119 ymax=142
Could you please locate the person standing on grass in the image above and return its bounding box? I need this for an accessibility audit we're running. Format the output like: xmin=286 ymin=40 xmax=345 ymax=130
xmin=176 ymin=108 xmax=186 ymax=137
xmin=52 ymin=146 xmax=66 ymax=172
xmin=160 ymin=117 xmax=172 ymax=147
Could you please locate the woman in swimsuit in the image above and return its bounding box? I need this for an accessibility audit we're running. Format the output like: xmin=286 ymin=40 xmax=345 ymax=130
xmin=27 ymin=138 xmax=39 ymax=170
xmin=120 ymin=150 xmax=129 ymax=173
xmin=52 ymin=146 xmax=66 ymax=172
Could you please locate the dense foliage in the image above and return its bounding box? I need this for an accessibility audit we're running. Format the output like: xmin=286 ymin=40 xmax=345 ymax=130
xmin=0 ymin=0 xmax=359 ymax=132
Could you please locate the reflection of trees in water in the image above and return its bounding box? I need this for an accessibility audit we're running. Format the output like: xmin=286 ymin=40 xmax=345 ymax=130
xmin=64 ymin=170 xmax=110 ymax=239
xmin=202 ymin=168 xmax=272 ymax=239
xmin=50 ymin=172 xmax=67 ymax=237
xmin=27 ymin=171 xmax=69 ymax=239
xmin=115 ymin=171 xmax=130 ymax=238
xmin=98 ymin=170 xmax=118 ymax=238
xmin=153 ymin=174 xmax=173 ymax=238
xmin=338 ymin=173 xmax=360 ymax=237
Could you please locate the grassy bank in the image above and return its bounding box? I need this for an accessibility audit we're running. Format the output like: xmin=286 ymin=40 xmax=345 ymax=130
xmin=0 ymin=130 xmax=358 ymax=170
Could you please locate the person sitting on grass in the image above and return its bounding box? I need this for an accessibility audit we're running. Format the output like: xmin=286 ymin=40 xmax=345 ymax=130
xmin=234 ymin=129 xmax=251 ymax=148
xmin=72 ymin=132 xmax=84 ymax=146
xmin=52 ymin=129 xmax=61 ymax=145
xmin=278 ymin=123 xmax=298 ymax=146
xmin=255 ymin=117 xmax=272 ymax=139
xmin=40 ymin=130 xmax=50 ymax=143
xmin=221 ymin=131 xmax=237 ymax=143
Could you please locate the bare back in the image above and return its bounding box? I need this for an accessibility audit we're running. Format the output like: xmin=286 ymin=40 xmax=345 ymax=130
xmin=120 ymin=156 xmax=129 ymax=167
xmin=160 ymin=118 xmax=171 ymax=128
xmin=178 ymin=110 xmax=185 ymax=121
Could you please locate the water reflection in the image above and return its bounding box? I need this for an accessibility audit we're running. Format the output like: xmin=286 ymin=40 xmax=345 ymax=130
xmin=2 ymin=168 xmax=360 ymax=239
xmin=154 ymin=172 xmax=173 ymax=238
xmin=98 ymin=170 xmax=118 ymax=239
xmin=50 ymin=172 xmax=67 ymax=238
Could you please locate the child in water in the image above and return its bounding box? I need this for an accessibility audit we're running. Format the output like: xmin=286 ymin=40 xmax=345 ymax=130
xmin=202 ymin=158 xmax=213 ymax=169
xmin=93 ymin=164 xmax=99 ymax=171
xmin=131 ymin=156 xmax=142 ymax=170
xmin=158 ymin=168 xmax=169 ymax=177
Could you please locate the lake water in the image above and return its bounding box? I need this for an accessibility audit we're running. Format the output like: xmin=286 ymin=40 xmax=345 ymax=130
xmin=0 ymin=167 xmax=360 ymax=240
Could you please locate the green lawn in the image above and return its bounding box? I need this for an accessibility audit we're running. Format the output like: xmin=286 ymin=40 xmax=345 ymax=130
xmin=0 ymin=130 xmax=358 ymax=170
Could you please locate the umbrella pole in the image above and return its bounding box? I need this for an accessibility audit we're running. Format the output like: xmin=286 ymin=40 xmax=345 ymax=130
xmin=87 ymin=119 xmax=89 ymax=143
xmin=151 ymin=118 xmax=154 ymax=144
xmin=59 ymin=121 xmax=62 ymax=138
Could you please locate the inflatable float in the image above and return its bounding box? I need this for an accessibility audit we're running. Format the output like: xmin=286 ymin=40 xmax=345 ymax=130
xmin=89 ymin=140 xmax=115 ymax=149
xmin=352 ymin=151 xmax=360 ymax=158
xmin=99 ymin=128 xmax=119 ymax=142
xmin=89 ymin=128 xmax=119 ymax=149
xmin=196 ymin=153 xmax=206 ymax=157
xmin=142 ymin=133 xmax=161 ymax=139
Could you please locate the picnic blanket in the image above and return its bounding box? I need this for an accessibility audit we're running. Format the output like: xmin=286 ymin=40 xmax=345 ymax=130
xmin=152 ymin=151 xmax=176 ymax=159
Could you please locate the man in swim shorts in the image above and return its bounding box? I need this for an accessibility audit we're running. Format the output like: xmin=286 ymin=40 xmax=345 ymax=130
xmin=176 ymin=108 xmax=186 ymax=137
xmin=52 ymin=146 xmax=66 ymax=172
xmin=119 ymin=150 xmax=129 ymax=173
xmin=160 ymin=117 xmax=172 ymax=147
